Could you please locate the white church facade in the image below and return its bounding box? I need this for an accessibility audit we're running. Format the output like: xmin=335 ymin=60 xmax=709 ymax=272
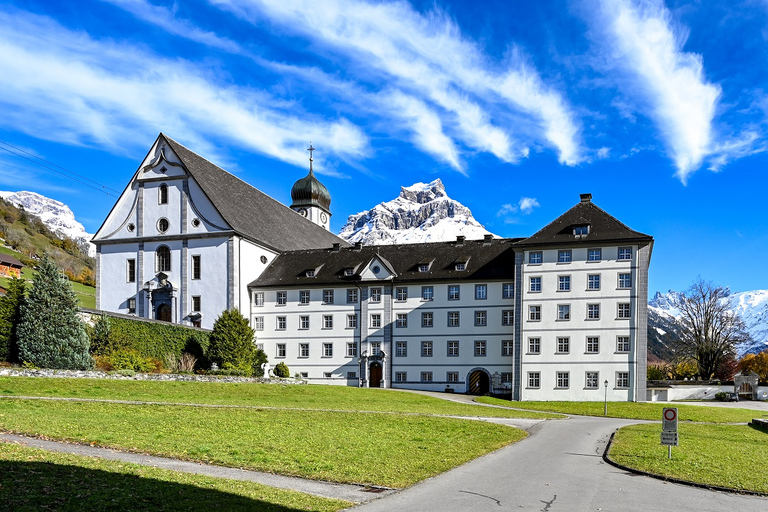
xmin=94 ymin=134 xmax=653 ymax=401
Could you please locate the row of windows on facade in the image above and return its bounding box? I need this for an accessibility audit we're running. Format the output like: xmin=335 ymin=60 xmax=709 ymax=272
xmin=525 ymin=335 xmax=631 ymax=354
xmin=273 ymin=339 xmax=514 ymax=359
xmin=527 ymin=371 xmax=630 ymax=389
xmin=290 ymin=370 xmax=513 ymax=383
xmin=126 ymin=252 xmax=201 ymax=279
xmin=528 ymin=273 xmax=632 ymax=293
xmin=256 ymin=309 xmax=515 ymax=330
xmin=528 ymin=247 xmax=632 ymax=265
xmin=126 ymin=296 xmax=201 ymax=314
xmin=254 ymin=283 xmax=515 ymax=306
xmin=527 ymin=302 xmax=632 ymax=322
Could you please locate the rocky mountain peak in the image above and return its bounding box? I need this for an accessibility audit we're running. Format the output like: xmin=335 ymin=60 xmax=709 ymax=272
xmin=338 ymin=178 xmax=494 ymax=245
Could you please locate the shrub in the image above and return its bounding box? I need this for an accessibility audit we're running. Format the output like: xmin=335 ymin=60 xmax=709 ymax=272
xmin=647 ymin=364 xmax=669 ymax=380
xmin=714 ymin=392 xmax=728 ymax=401
xmin=106 ymin=316 xmax=209 ymax=363
xmin=89 ymin=315 xmax=112 ymax=355
xmin=16 ymin=254 xmax=93 ymax=370
xmin=106 ymin=349 xmax=154 ymax=373
xmin=273 ymin=362 xmax=290 ymax=378
xmin=207 ymin=309 xmax=256 ymax=375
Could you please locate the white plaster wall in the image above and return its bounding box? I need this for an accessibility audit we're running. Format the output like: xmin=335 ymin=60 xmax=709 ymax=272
xmin=187 ymin=178 xmax=229 ymax=231
xmin=142 ymin=180 xmax=183 ymax=237
xmin=186 ymin=237 xmax=230 ymax=328
xmin=98 ymin=243 xmax=141 ymax=314
xmin=520 ymin=244 xmax=639 ymax=401
xmin=237 ymin=239 xmax=278 ymax=317
xmin=94 ymin=184 xmax=139 ymax=240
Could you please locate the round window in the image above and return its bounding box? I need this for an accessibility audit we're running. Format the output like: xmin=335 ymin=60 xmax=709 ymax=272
xmin=260 ymin=255 xmax=268 ymax=264
xmin=157 ymin=218 xmax=169 ymax=233
xmin=127 ymin=223 xmax=135 ymax=232
xmin=191 ymin=218 xmax=200 ymax=227
xmin=372 ymin=265 xmax=381 ymax=274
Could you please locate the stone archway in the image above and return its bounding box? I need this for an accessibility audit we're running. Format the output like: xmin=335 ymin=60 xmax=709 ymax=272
xmin=369 ymin=362 xmax=382 ymax=388
xmin=467 ymin=369 xmax=490 ymax=395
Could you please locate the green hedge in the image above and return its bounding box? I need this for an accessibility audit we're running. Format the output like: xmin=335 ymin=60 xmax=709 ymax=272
xmin=105 ymin=316 xmax=210 ymax=362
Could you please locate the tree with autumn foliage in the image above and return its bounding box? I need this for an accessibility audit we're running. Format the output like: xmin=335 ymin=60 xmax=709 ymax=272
xmin=739 ymin=351 xmax=768 ymax=382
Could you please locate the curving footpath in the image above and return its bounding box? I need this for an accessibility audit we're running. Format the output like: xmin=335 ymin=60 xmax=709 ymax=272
xmin=349 ymin=412 xmax=768 ymax=511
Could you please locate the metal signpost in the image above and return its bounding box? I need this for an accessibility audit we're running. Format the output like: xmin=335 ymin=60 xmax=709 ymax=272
xmin=661 ymin=407 xmax=679 ymax=459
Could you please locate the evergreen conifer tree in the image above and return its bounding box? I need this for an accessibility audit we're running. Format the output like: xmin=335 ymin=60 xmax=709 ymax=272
xmin=207 ymin=309 xmax=256 ymax=374
xmin=0 ymin=277 xmax=26 ymax=362
xmin=16 ymin=254 xmax=93 ymax=369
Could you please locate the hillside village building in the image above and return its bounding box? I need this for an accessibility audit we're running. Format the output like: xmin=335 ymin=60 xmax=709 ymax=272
xmin=94 ymin=134 xmax=653 ymax=401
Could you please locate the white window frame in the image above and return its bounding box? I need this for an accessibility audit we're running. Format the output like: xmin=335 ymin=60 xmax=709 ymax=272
xmin=502 ymin=310 xmax=514 ymax=326
xmin=587 ymin=304 xmax=600 ymax=320
xmin=618 ymin=303 xmax=631 ymax=319
xmin=370 ymin=314 xmax=381 ymax=328
xmin=299 ymin=315 xmax=310 ymax=330
xmin=528 ymin=337 xmax=541 ymax=354
xmin=422 ymin=312 xmax=433 ymax=327
xmin=586 ymin=336 xmax=599 ymax=354
xmin=588 ymin=248 xmax=602 ymax=262
xmin=347 ymin=342 xmax=357 ymax=357
xmin=502 ymin=340 xmax=513 ymax=357
xmin=299 ymin=343 xmax=309 ymax=358
xmin=529 ymin=251 xmax=542 ymax=264
xmin=299 ymin=290 xmax=310 ymax=304
xmin=558 ymin=250 xmax=572 ymax=263
xmin=276 ymin=291 xmax=287 ymax=305
xmin=474 ymin=310 xmax=487 ymax=327
xmin=323 ymin=343 xmax=333 ymax=358
xmin=347 ymin=314 xmax=357 ymax=328
xmin=616 ymin=372 xmax=630 ymax=388
xmin=530 ymin=276 xmax=542 ymax=292
xmin=421 ymin=341 xmax=433 ymax=357
xmin=276 ymin=343 xmax=286 ymax=358
xmin=617 ymin=336 xmax=630 ymax=353
xmin=588 ymin=274 xmax=600 ymax=290
xmin=396 ymin=341 xmax=407 ymax=357
xmin=276 ymin=316 xmax=286 ymax=330
xmin=556 ymin=371 xmax=570 ymax=388
xmin=396 ymin=313 xmax=408 ymax=328
xmin=447 ymin=372 xmax=459 ymax=383
xmin=421 ymin=286 xmax=434 ymax=301
xmin=323 ymin=315 xmax=333 ymax=329
xmin=370 ymin=287 xmax=382 ymax=303
xmin=127 ymin=259 xmax=136 ymax=283
xmin=254 ymin=316 xmax=264 ymax=331
xmin=529 ymin=305 xmax=541 ymax=321
xmin=448 ymin=285 xmax=460 ymax=300
xmin=396 ymin=287 xmax=408 ymax=301
xmin=528 ymin=372 xmax=540 ymax=388
xmin=347 ymin=289 xmax=358 ymax=303
xmin=447 ymin=340 xmax=459 ymax=357
xmin=254 ymin=292 xmax=264 ymax=307
xmin=618 ymin=247 xmax=632 ymax=261
xmin=475 ymin=284 xmax=487 ymax=300
xmin=586 ymin=372 xmax=599 ymax=389
xmin=557 ymin=337 xmax=570 ymax=354
xmin=502 ymin=283 xmax=514 ymax=299
xmin=558 ymin=275 xmax=571 ymax=291
xmin=557 ymin=304 xmax=570 ymax=321
xmin=474 ymin=340 xmax=487 ymax=357
xmin=448 ymin=311 xmax=460 ymax=327
xmin=323 ymin=289 xmax=334 ymax=304
xmin=395 ymin=372 xmax=407 ymax=382
xmin=421 ymin=372 xmax=433 ymax=383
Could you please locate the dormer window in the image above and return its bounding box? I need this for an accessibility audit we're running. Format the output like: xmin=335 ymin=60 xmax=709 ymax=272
xmin=574 ymin=225 xmax=589 ymax=237
xmin=455 ymin=262 xmax=466 ymax=271
xmin=418 ymin=264 xmax=430 ymax=272
xmin=306 ymin=269 xmax=315 ymax=278
xmin=344 ymin=268 xmax=354 ymax=276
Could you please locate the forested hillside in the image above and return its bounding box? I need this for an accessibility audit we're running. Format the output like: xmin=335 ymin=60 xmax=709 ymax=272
xmin=0 ymin=197 xmax=95 ymax=286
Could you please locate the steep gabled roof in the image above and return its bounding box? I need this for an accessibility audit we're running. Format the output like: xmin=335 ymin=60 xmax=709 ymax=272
xmin=0 ymin=253 xmax=23 ymax=268
xmin=162 ymin=135 xmax=348 ymax=252
xmin=250 ymin=238 xmax=521 ymax=288
xmin=515 ymin=194 xmax=652 ymax=248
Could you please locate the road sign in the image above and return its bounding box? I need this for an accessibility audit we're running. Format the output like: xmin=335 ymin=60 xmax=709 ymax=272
xmin=662 ymin=407 xmax=678 ymax=432
xmin=661 ymin=431 xmax=679 ymax=446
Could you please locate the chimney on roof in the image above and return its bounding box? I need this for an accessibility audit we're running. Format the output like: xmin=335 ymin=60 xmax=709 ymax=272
xmin=354 ymin=242 xmax=363 ymax=251
xmin=483 ymin=234 xmax=493 ymax=244
xmin=456 ymin=235 xmax=465 ymax=246
xmin=580 ymin=193 xmax=592 ymax=203
xmin=332 ymin=243 xmax=341 ymax=252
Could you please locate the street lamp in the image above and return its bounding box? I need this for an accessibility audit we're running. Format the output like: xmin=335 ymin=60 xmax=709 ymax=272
xmin=604 ymin=379 xmax=609 ymax=416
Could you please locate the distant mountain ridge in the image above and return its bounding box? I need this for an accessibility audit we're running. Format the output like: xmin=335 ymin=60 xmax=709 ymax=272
xmin=649 ymin=289 xmax=768 ymax=358
xmin=338 ymin=178 xmax=494 ymax=245
xmin=0 ymin=190 xmax=95 ymax=256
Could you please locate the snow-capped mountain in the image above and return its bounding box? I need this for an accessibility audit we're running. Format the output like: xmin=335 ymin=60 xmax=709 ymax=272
xmin=339 ymin=179 xmax=495 ymax=245
xmin=0 ymin=190 xmax=95 ymax=256
xmin=649 ymin=290 xmax=768 ymax=357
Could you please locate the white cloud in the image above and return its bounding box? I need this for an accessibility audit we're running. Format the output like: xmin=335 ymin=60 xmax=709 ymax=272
xmin=210 ymin=0 xmax=583 ymax=166
xmin=0 ymin=9 xmax=368 ymax=175
xmin=497 ymin=196 xmax=539 ymax=218
xmin=594 ymin=0 xmax=721 ymax=182
xmin=518 ymin=197 xmax=540 ymax=214
xmin=597 ymin=147 xmax=611 ymax=159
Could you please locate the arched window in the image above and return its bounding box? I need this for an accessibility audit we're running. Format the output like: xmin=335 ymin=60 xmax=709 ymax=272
xmin=156 ymin=245 xmax=171 ymax=272
xmin=159 ymin=184 xmax=168 ymax=205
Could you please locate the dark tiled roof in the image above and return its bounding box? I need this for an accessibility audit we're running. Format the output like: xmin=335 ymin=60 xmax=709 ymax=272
xmin=0 ymin=253 xmax=23 ymax=267
xmin=516 ymin=195 xmax=652 ymax=247
xmin=249 ymin=238 xmax=521 ymax=288
xmin=163 ymin=135 xmax=349 ymax=252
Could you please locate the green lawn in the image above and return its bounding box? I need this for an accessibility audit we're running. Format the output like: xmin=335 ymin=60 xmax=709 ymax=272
xmin=0 ymin=398 xmax=525 ymax=488
xmin=0 ymin=377 xmax=562 ymax=419
xmin=476 ymin=397 xmax=765 ymax=423
xmin=0 ymin=254 xmax=95 ymax=309
xmin=0 ymin=442 xmax=351 ymax=511
xmin=609 ymin=423 xmax=768 ymax=493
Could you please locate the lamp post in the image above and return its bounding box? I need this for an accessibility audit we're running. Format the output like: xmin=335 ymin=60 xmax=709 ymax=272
xmin=604 ymin=379 xmax=609 ymax=416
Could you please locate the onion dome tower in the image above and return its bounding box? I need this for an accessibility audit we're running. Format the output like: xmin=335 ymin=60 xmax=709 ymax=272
xmin=290 ymin=143 xmax=332 ymax=230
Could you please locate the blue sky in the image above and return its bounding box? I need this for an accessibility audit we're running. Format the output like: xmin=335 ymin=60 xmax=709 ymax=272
xmin=0 ymin=0 xmax=766 ymax=295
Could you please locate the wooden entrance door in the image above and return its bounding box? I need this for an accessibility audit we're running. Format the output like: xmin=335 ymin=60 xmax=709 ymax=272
xmin=157 ymin=304 xmax=172 ymax=322
xmin=369 ymin=363 xmax=382 ymax=388
xmin=739 ymin=382 xmax=753 ymax=400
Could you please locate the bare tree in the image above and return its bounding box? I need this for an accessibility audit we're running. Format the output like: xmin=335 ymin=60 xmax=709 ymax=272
xmin=673 ymin=279 xmax=750 ymax=379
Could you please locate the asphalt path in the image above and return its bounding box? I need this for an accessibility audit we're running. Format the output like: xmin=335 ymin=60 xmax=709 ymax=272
xmin=350 ymin=413 xmax=768 ymax=512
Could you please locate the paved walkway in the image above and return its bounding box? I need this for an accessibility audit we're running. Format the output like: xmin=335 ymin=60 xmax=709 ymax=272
xmin=0 ymin=432 xmax=395 ymax=504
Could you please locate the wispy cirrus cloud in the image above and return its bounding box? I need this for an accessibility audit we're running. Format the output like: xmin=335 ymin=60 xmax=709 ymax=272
xmin=0 ymin=8 xmax=367 ymax=176
xmin=589 ymin=0 xmax=722 ymax=182
xmin=209 ymin=0 xmax=583 ymax=168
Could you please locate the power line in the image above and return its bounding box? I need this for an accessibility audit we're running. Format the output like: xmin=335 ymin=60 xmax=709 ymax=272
xmin=0 ymin=140 xmax=122 ymax=196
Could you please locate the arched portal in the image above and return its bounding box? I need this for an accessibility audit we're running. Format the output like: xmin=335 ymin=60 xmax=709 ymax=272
xmin=369 ymin=362 xmax=382 ymax=388
xmin=739 ymin=382 xmax=753 ymax=400
xmin=467 ymin=369 xmax=490 ymax=395
xmin=156 ymin=303 xmax=172 ymax=322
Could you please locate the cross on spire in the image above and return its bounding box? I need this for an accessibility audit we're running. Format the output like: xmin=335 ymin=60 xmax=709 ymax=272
xmin=307 ymin=142 xmax=315 ymax=174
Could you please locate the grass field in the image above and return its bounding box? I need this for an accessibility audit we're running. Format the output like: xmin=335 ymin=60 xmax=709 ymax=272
xmin=476 ymin=396 xmax=765 ymax=424
xmin=0 ymin=442 xmax=351 ymax=511
xmin=0 ymin=398 xmax=524 ymax=488
xmin=609 ymin=423 xmax=768 ymax=493
xmin=0 ymin=377 xmax=563 ymax=419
